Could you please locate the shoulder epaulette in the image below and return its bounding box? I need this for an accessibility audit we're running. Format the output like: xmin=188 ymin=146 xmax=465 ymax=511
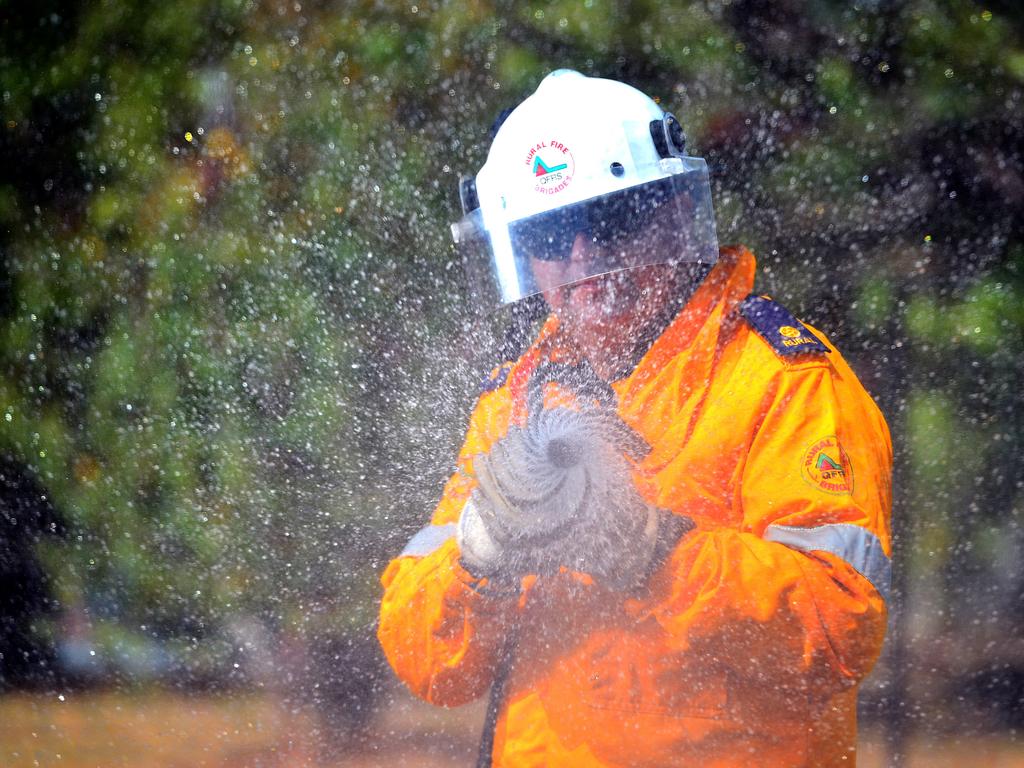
xmin=479 ymin=362 xmax=514 ymax=393
xmin=739 ymin=294 xmax=830 ymax=358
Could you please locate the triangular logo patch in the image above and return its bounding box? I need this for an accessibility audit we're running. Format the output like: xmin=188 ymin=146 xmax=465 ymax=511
xmin=816 ymin=453 xmax=843 ymax=472
xmin=533 ymin=156 xmax=568 ymax=176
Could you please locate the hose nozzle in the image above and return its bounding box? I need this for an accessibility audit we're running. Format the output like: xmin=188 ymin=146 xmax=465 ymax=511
xmin=546 ymin=436 xmax=581 ymax=469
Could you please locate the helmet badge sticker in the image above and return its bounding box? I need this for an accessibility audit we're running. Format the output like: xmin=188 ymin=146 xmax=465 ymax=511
xmin=801 ymin=435 xmax=854 ymax=495
xmin=524 ymin=141 xmax=575 ymax=195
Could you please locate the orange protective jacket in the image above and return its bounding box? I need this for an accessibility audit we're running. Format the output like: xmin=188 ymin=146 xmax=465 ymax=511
xmin=378 ymin=247 xmax=892 ymax=767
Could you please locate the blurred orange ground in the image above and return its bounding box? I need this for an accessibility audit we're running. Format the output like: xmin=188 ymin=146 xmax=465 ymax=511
xmin=1 ymin=689 xmax=1023 ymax=767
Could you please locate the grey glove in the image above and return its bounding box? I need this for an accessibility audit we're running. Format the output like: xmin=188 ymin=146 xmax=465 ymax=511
xmin=456 ymin=403 xmax=671 ymax=589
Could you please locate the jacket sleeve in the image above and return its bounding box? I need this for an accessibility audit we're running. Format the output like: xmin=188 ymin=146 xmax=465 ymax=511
xmin=377 ymin=385 xmax=520 ymax=707
xmin=648 ymin=354 xmax=892 ymax=700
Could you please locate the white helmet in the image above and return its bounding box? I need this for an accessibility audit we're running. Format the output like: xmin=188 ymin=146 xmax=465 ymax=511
xmin=452 ymin=69 xmax=719 ymax=310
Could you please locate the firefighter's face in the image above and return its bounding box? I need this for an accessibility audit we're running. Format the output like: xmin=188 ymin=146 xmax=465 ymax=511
xmin=530 ymin=233 xmax=680 ymax=379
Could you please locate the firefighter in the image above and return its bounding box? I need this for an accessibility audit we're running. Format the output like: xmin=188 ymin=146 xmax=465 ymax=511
xmin=378 ymin=69 xmax=892 ymax=767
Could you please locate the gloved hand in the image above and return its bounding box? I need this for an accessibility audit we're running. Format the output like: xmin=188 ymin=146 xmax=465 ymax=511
xmin=457 ymin=402 xmax=685 ymax=589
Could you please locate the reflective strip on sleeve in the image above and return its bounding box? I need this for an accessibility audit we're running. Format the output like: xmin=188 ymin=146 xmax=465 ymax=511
xmin=764 ymin=522 xmax=891 ymax=604
xmin=400 ymin=523 xmax=457 ymax=558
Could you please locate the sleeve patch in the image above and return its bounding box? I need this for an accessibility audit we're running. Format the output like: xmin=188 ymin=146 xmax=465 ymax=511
xmin=800 ymin=435 xmax=854 ymax=495
xmin=740 ymin=294 xmax=830 ymax=358
xmin=480 ymin=362 xmax=513 ymax=393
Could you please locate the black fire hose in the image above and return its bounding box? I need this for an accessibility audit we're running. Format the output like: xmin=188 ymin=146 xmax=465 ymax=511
xmin=475 ymin=623 xmax=520 ymax=768
xmin=474 ymin=361 xmax=620 ymax=767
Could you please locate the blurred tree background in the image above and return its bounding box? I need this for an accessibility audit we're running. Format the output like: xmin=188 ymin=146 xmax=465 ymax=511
xmin=1 ymin=0 xmax=1023 ymax=762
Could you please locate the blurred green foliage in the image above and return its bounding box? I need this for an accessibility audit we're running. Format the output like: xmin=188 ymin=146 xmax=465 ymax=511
xmin=0 ymin=0 xmax=1022 ymax=702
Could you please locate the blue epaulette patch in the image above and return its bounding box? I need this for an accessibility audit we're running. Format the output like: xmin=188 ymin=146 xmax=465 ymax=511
xmin=480 ymin=362 xmax=513 ymax=393
xmin=740 ymin=294 xmax=830 ymax=357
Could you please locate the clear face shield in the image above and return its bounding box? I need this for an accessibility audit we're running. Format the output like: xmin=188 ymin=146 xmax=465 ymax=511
xmin=452 ymin=157 xmax=719 ymax=313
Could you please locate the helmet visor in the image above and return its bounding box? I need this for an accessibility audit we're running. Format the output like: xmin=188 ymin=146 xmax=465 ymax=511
xmin=452 ymin=157 xmax=718 ymax=311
